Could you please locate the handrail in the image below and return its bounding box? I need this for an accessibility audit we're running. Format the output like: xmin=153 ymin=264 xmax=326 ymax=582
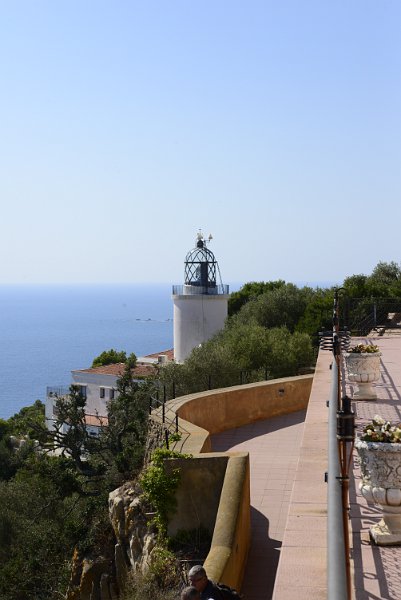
xmin=327 ymin=362 xmax=348 ymax=599
xmin=327 ymin=288 xmax=353 ymax=600
xmin=172 ymin=284 xmax=229 ymax=295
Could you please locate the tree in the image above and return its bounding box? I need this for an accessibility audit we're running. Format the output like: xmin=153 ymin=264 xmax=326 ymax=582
xmin=228 ymin=280 xmax=286 ymax=316
xmin=366 ymin=261 xmax=401 ymax=297
xmin=370 ymin=261 xmax=401 ymax=285
xmin=0 ymin=458 xmax=102 ymax=600
xmin=222 ymin=321 xmax=272 ymax=372
xmin=343 ymin=274 xmax=368 ymax=298
xmin=295 ymin=288 xmax=334 ymax=338
xmin=158 ymin=319 xmax=314 ymax=397
xmin=233 ymin=283 xmax=313 ymax=332
xmin=102 ymin=362 xmax=151 ymax=478
xmin=92 ymin=349 xmax=137 ymax=368
xmin=0 ymin=364 xmax=151 ymax=600
xmin=7 ymin=400 xmax=45 ymax=438
xmin=33 ymin=385 xmax=102 ymax=480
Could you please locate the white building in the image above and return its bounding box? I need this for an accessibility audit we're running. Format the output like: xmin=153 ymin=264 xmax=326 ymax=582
xmin=45 ymin=350 xmax=173 ymax=431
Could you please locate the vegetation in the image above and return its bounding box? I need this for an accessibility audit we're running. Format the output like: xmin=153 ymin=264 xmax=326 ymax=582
xmin=348 ymin=344 xmax=380 ymax=354
xmin=159 ymin=284 xmax=316 ymax=398
xmin=360 ymin=415 xmax=401 ymax=443
xmin=140 ymin=447 xmax=191 ymax=536
xmin=0 ymin=365 xmax=149 ymax=600
xmin=2 ymin=260 xmax=401 ymax=598
xmin=122 ymin=563 xmax=181 ymax=600
xmin=228 ymin=280 xmax=286 ymax=315
xmin=92 ymin=348 xmax=137 ymax=368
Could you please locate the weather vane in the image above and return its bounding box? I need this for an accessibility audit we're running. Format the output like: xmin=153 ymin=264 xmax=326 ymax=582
xmin=196 ymin=229 xmax=213 ymax=246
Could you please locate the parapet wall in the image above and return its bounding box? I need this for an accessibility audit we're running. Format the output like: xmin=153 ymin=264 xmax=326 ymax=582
xmin=155 ymin=375 xmax=313 ymax=591
xmin=167 ymin=375 xmax=313 ymax=455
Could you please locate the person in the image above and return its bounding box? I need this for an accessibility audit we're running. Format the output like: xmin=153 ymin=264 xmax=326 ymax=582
xmin=181 ymin=586 xmax=201 ymax=600
xmin=188 ymin=565 xmax=222 ymax=600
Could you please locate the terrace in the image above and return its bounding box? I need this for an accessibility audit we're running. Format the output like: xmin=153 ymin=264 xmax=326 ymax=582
xmin=155 ymin=326 xmax=401 ymax=599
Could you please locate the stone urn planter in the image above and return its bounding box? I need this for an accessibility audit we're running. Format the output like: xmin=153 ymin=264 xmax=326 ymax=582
xmin=345 ymin=344 xmax=381 ymax=400
xmin=356 ymin=415 xmax=401 ymax=545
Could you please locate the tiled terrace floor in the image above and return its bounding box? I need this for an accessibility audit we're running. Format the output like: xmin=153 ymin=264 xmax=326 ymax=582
xmin=349 ymin=335 xmax=401 ymax=600
xmin=211 ymin=410 xmax=306 ymax=600
xmin=212 ymin=334 xmax=401 ymax=600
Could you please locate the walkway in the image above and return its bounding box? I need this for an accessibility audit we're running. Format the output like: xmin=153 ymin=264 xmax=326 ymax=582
xmin=212 ymin=335 xmax=401 ymax=599
xmin=211 ymin=410 xmax=306 ymax=600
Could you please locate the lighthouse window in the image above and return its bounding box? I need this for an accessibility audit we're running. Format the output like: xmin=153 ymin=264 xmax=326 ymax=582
xmin=99 ymin=387 xmax=105 ymax=398
xmin=109 ymin=388 xmax=115 ymax=400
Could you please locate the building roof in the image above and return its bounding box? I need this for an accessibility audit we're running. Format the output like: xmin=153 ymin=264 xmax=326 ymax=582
xmin=140 ymin=348 xmax=174 ymax=362
xmin=74 ymin=348 xmax=174 ymax=378
xmin=76 ymin=362 xmax=157 ymax=378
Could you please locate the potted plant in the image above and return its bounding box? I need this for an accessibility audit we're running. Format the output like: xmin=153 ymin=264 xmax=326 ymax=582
xmin=356 ymin=415 xmax=401 ymax=545
xmin=344 ymin=344 xmax=381 ymax=400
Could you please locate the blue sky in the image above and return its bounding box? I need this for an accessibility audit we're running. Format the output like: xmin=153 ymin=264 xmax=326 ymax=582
xmin=1 ymin=1 xmax=400 ymax=285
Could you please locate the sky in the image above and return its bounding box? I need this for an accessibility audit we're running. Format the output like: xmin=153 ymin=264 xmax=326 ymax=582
xmin=1 ymin=1 xmax=400 ymax=286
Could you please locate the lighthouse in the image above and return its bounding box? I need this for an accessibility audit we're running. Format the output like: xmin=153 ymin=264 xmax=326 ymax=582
xmin=172 ymin=231 xmax=230 ymax=363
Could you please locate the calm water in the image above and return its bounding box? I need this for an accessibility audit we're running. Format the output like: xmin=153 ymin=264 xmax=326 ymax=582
xmin=0 ymin=284 xmax=174 ymax=419
xmin=0 ymin=280 xmax=336 ymax=420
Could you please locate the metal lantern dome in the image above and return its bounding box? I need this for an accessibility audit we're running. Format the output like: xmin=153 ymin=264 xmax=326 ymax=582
xmin=184 ymin=235 xmax=217 ymax=288
xmin=172 ymin=231 xmax=229 ymax=362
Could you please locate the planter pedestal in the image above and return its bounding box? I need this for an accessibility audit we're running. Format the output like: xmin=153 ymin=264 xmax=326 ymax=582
xmin=360 ymin=484 xmax=401 ymax=545
xmin=345 ymin=352 xmax=381 ymax=400
xmin=356 ymin=440 xmax=401 ymax=546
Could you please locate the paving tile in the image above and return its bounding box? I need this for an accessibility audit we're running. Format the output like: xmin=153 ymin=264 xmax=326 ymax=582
xmin=211 ymin=337 xmax=401 ymax=600
xmin=211 ymin=409 xmax=306 ymax=599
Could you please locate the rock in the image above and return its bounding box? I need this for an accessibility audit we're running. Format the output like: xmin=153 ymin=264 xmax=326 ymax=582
xmin=114 ymin=543 xmax=128 ymax=592
xmin=66 ymin=417 xmax=166 ymax=599
xmin=99 ymin=574 xmax=111 ymax=600
xmin=80 ymin=557 xmax=110 ymax=600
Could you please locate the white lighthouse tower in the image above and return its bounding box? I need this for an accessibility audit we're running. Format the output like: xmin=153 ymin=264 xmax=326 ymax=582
xmin=172 ymin=231 xmax=230 ymax=363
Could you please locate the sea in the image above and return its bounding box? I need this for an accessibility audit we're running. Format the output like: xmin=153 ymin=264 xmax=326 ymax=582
xmin=0 ymin=284 xmax=177 ymax=420
xmin=0 ymin=280 xmax=337 ymax=420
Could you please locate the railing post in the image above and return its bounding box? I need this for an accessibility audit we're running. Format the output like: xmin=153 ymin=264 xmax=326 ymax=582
xmin=175 ymin=413 xmax=179 ymax=433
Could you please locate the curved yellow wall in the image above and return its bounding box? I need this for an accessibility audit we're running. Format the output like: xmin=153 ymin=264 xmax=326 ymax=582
xmin=166 ymin=375 xmax=313 ymax=455
xmin=155 ymin=375 xmax=313 ymax=592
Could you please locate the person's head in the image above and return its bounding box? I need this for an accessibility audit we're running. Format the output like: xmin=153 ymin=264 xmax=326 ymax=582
xmin=181 ymin=586 xmax=201 ymax=600
xmin=188 ymin=565 xmax=208 ymax=593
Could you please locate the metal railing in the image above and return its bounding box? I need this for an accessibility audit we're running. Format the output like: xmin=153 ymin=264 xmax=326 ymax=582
xmin=327 ymin=360 xmax=348 ymax=599
xmin=345 ymin=297 xmax=401 ymax=336
xmin=46 ymin=386 xmax=70 ymax=397
xmin=148 ymin=386 xmax=190 ymax=449
xmin=325 ymin=289 xmax=355 ymax=600
xmin=172 ymin=284 xmax=229 ymax=295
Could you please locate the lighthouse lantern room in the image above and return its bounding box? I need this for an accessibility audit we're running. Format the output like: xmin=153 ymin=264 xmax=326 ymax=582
xmin=172 ymin=231 xmax=230 ymax=363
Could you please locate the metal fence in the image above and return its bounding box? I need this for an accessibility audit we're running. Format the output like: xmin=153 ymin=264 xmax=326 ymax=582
xmin=172 ymin=284 xmax=229 ymax=295
xmin=324 ymin=290 xmax=355 ymax=600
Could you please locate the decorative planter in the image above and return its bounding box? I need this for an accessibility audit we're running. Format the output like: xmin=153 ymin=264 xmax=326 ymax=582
xmin=345 ymin=351 xmax=381 ymax=400
xmin=356 ymin=439 xmax=401 ymax=545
